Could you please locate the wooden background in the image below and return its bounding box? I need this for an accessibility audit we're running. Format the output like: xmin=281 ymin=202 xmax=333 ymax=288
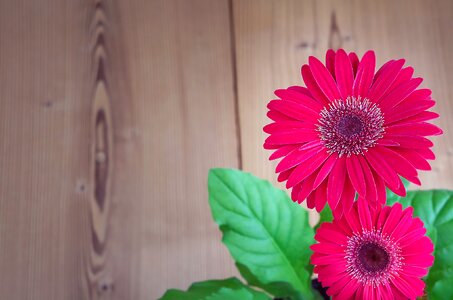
xmin=0 ymin=0 xmax=452 ymax=299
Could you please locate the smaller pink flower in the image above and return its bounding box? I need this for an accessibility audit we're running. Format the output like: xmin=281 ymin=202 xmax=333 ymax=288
xmin=311 ymin=200 xmax=434 ymax=300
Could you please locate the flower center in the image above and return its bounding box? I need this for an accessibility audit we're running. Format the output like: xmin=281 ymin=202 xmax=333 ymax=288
xmin=345 ymin=230 xmax=403 ymax=286
xmin=338 ymin=115 xmax=363 ymax=137
xmin=357 ymin=242 xmax=389 ymax=272
xmin=317 ymin=97 xmax=385 ymax=157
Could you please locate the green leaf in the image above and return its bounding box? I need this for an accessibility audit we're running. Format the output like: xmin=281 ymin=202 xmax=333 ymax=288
xmin=208 ymin=168 xmax=316 ymax=300
xmin=387 ymin=189 xmax=453 ymax=300
xmin=158 ymin=277 xmax=270 ymax=300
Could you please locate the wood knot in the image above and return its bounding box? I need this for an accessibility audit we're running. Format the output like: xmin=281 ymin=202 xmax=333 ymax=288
xmin=97 ymin=277 xmax=114 ymax=294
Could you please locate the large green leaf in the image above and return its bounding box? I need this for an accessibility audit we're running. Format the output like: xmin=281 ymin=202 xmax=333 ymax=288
xmin=387 ymin=189 xmax=453 ymax=300
xmin=158 ymin=277 xmax=270 ymax=300
xmin=208 ymin=168 xmax=316 ymax=300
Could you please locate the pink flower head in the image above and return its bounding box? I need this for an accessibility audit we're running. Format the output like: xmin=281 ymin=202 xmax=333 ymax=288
xmin=264 ymin=49 xmax=442 ymax=216
xmin=311 ymin=200 xmax=434 ymax=300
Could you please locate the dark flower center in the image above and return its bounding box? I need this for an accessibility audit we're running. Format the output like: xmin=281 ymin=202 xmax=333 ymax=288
xmin=338 ymin=115 xmax=364 ymax=137
xmin=317 ymin=97 xmax=385 ymax=157
xmin=357 ymin=242 xmax=390 ymax=272
xmin=346 ymin=230 xmax=403 ymax=286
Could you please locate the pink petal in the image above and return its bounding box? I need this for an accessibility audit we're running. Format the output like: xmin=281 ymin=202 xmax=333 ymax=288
xmin=333 ymin=200 xmax=344 ymax=219
xmin=341 ymin=177 xmax=356 ymax=215
xmin=348 ymin=52 xmax=359 ymax=75
xmin=288 ymin=85 xmax=312 ymax=97
xmin=380 ymin=283 xmax=395 ymax=300
xmin=267 ymin=99 xmax=319 ymax=122
xmin=314 ymin=180 xmax=328 ymax=212
xmin=390 ymin=206 xmax=414 ymax=240
xmin=346 ymin=156 xmax=366 ymax=197
xmin=290 ymin=183 xmax=301 ymax=201
xmin=383 ymin=134 xmax=434 ymax=149
xmin=385 ymin=66 xmax=414 ymax=95
xmin=357 ymin=155 xmax=378 ymax=206
xmin=269 ymin=145 xmax=298 ymax=160
xmin=327 ymin=158 xmax=347 ymax=210
xmin=373 ymin=60 xmax=394 ymax=82
xmin=311 ymin=253 xmax=345 ymax=265
xmin=377 ymin=138 xmax=400 ymax=147
xmin=264 ymin=128 xmax=318 ymax=146
xmin=404 ymin=236 xmax=434 ymax=255
xmin=286 ymin=150 xmax=329 ymax=188
xmin=369 ymin=59 xmax=405 ymax=102
xmin=392 ymin=148 xmax=431 ymax=171
xmin=337 ymin=278 xmax=359 ymax=300
xmin=327 ymin=275 xmax=352 ymax=296
xmin=344 ymin=203 xmax=362 ymax=233
xmin=373 ymin=146 xmax=418 ymax=178
xmin=314 ymin=259 xmax=347 ymax=276
xmin=400 ymin=111 xmax=439 ymax=124
xmin=301 ymin=65 xmax=330 ymax=106
xmin=336 ymin=215 xmax=353 ymax=236
xmin=274 ymin=88 xmax=324 ymax=111
xmin=384 ymin=89 xmax=434 ymax=123
xmin=404 ymin=276 xmax=426 ymax=297
xmin=319 ymin=271 xmax=348 ymax=288
xmin=391 ymin=278 xmax=418 ymax=300
xmin=373 ymin=170 xmax=387 ymax=205
xmin=306 ymin=192 xmax=316 ymax=209
xmin=263 ymin=121 xmax=314 ymax=134
xmin=316 ymin=223 xmax=347 ymax=241
xmin=352 ymin=50 xmax=376 ymax=98
xmin=313 ymin=153 xmax=339 ymax=188
xmin=414 ymin=147 xmax=435 ymax=160
xmin=401 ymin=265 xmax=429 ymax=277
xmin=386 ymin=122 xmax=443 ymax=136
xmin=379 ymin=77 xmax=423 ymax=111
xmin=377 ymin=205 xmax=392 ymax=230
xmin=385 ymin=100 xmax=435 ymax=124
xmin=295 ymin=172 xmax=318 ymax=204
xmin=267 ymin=110 xmax=292 ymax=122
xmin=358 ymin=198 xmax=373 ymax=230
xmin=362 ymin=284 xmax=374 ymax=300
xmin=309 ymin=56 xmax=342 ymax=101
xmin=365 ymin=149 xmax=405 ymax=196
xmin=404 ymin=254 xmax=434 ymax=268
xmin=278 ymin=167 xmax=294 ymax=182
xmin=326 ymin=49 xmax=336 ymax=78
xmin=335 ymin=49 xmax=354 ymax=99
xmin=310 ymin=242 xmax=344 ymax=254
xmin=276 ymin=143 xmax=323 ymax=172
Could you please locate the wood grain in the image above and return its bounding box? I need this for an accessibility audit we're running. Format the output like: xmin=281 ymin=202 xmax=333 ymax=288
xmin=0 ymin=0 xmax=453 ymax=299
xmin=0 ymin=1 xmax=92 ymax=299
xmin=112 ymin=1 xmax=239 ymax=299
xmin=233 ymin=0 xmax=453 ymax=190
xmin=0 ymin=0 xmax=239 ymax=299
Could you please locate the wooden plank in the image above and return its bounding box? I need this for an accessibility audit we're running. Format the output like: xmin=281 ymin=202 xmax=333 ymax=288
xmin=0 ymin=1 xmax=92 ymax=299
xmin=108 ymin=0 xmax=239 ymax=299
xmin=0 ymin=0 xmax=239 ymax=299
xmin=233 ymin=0 xmax=453 ymax=194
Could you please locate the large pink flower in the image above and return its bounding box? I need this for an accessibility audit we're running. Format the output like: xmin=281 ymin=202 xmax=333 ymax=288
xmin=311 ymin=200 xmax=434 ymax=300
xmin=264 ymin=49 xmax=442 ymax=215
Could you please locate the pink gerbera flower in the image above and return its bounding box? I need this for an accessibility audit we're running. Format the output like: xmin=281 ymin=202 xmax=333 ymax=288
xmin=264 ymin=49 xmax=442 ymax=215
xmin=311 ymin=200 xmax=434 ymax=300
